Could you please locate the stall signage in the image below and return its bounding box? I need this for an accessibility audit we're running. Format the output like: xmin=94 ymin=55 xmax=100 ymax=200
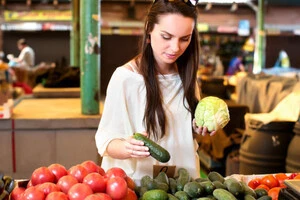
xmin=238 ymin=20 xmax=250 ymax=36
xmin=4 ymin=10 xmax=71 ymax=22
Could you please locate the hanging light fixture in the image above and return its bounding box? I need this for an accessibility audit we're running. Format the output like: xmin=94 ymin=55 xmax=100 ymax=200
xmin=230 ymin=2 xmax=238 ymax=12
xmin=205 ymin=3 xmax=212 ymax=11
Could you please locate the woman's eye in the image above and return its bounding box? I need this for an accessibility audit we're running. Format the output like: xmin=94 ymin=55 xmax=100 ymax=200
xmin=161 ymin=35 xmax=171 ymax=40
xmin=181 ymin=37 xmax=190 ymax=42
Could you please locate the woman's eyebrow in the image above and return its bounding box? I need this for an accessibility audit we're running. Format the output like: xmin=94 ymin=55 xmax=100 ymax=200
xmin=160 ymin=30 xmax=192 ymax=38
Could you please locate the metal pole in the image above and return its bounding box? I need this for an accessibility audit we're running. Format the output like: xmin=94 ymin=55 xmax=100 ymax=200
xmin=253 ymin=0 xmax=266 ymax=74
xmin=70 ymin=0 xmax=80 ymax=67
xmin=80 ymin=0 xmax=100 ymax=115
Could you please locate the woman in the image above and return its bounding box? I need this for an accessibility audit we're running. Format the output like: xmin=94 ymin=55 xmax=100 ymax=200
xmin=95 ymin=0 xmax=216 ymax=180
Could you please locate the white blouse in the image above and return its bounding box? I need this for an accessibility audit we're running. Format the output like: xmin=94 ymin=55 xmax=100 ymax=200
xmin=95 ymin=66 xmax=200 ymax=180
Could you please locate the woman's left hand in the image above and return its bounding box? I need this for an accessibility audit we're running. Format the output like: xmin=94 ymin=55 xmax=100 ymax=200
xmin=192 ymin=119 xmax=216 ymax=136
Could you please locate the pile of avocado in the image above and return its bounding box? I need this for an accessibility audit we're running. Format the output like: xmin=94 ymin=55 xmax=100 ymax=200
xmin=0 ymin=172 xmax=15 ymax=200
xmin=136 ymin=169 xmax=272 ymax=200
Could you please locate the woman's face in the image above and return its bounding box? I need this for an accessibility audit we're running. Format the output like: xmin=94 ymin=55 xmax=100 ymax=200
xmin=150 ymin=14 xmax=194 ymax=67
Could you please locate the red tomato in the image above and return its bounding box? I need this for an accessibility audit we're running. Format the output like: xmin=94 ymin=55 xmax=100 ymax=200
xmin=31 ymin=167 xmax=56 ymax=186
xmin=288 ymin=173 xmax=299 ymax=179
xmin=293 ymin=174 xmax=300 ymax=180
xmin=248 ymin=177 xmax=262 ymax=190
xmin=275 ymin=173 xmax=288 ymax=187
xmin=45 ymin=191 xmax=68 ymax=200
xmin=27 ymin=180 xmax=33 ymax=188
xmin=81 ymin=160 xmax=100 ymax=174
xmin=68 ymin=164 xmax=89 ymax=183
xmin=97 ymin=166 xmax=106 ymax=176
xmin=22 ymin=186 xmax=45 ymax=200
xmin=83 ymin=172 xmax=106 ymax=193
xmin=85 ymin=194 xmax=104 ymax=200
xmin=57 ymin=175 xmax=78 ymax=194
xmin=36 ymin=182 xmax=61 ymax=196
xmin=105 ymin=167 xmax=127 ymax=179
xmin=94 ymin=193 xmax=112 ymax=200
xmin=106 ymin=176 xmax=128 ymax=200
xmin=261 ymin=175 xmax=279 ymax=189
xmin=68 ymin=183 xmax=93 ymax=200
xmin=125 ymin=176 xmax=136 ymax=190
xmin=10 ymin=187 xmax=26 ymax=200
xmin=256 ymin=184 xmax=270 ymax=191
xmin=123 ymin=188 xmax=138 ymax=200
xmin=48 ymin=163 xmax=68 ymax=183
xmin=268 ymin=187 xmax=281 ymax=200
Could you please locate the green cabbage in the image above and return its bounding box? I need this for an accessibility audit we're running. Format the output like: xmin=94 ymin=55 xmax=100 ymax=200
xmin=194 ymin=96 xmax=230 ymax=132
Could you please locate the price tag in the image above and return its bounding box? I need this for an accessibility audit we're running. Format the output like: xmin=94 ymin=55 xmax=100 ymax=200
xmin=153 ymin=165 xmax=176 ymax=178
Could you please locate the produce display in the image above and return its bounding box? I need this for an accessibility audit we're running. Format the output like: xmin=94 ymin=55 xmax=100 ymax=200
xmin=0 ymin=173 xmax=15 ymax=200
xmin=9 ymin=160 xmax=137 ymax=200
xmin=6 ymin=159 xmax=300 ymax=200
xmin=194 ymin=96 xmax=230 ymax=132
xmin=137 ymin=169 xmax=275 ymax=200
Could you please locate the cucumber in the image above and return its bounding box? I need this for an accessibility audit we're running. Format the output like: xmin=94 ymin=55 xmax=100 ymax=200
xmin=207 ymin=172 xmax=225 ymax=183
xmin=212 ymin=180 xmax=226 ymax=190
xmin=174 ymin=191 xmax=190 ymax=200
xmin=168 ymin=193 xmax=179 ymax=200
xmin=254 ymin=188 xmax=268 ymax=198
xmin=213 ymin=188 xmax=237 ymax=200
xmin=169 ymin=178 xmax=177 ymax=194
xmin=176 ymin=168 xmax=190 ymax=191
xmin=244 ymin=194 xmax=256 ymax=200
xmin=224 ymin=178 xmax=244 ymax=197
xmin=142 ymin=189 xmax=169 ymax=200
xmin=155 ymin=172 xmax=169 ymax=185
xmin=240 ymin=181 xmax=256 ymax=198
xmin=257 ymin=195 xmax=272 ymax=200
xmin=133 ymin=133 xmax=171 ymax=163
xmin=199 ymin=180 xmax=216 ymax=195
xmin=183 ymin=181 xmax=204 ymax=198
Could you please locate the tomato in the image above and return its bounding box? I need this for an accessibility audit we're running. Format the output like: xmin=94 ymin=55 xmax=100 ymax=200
xmin=248 ymin=177 xmax=262 ymax=189
xmin=83 ymin=172 xmax=106 ymax=193
xmin=123 ymin=188 xmax=138 ymax=200
xmin=45 ymin=191 xmax=68 ymax=200
xmin=85 ymin=194 xmax=104 ymax=200
xmin=27 ymin=180 xmax=33 ymax=188
xmin=293 ymin=174 xmax=300 ymax=180
xmin=106 ymin=176 xmax=128 ymax=200
xmin=97 ymin=166 xmax=106 ymax=176
xmin=68 ymin=183 xmax=93 ymax=200
xmin=268 ymin=186 xmax=281 ymax=200
xmin=57 ymin=175 xmax=78 ymax=194
xmin=81 ymin=160 xmax=100 ymax=174
xmin=36 ymin=182 xmax=61 ymax=196
xmin=274 ymin=173 xmax=288 ymax=187
xmin=261 ymin=175 xmax=279 ymax=189
xmin=105 ymin=167 xmax=127 ymax=179
xmin=30 ymin=166 xmax=56 ymax=186
xmin=125 ymin=176 xmax=136 ymax=190
xmin=68 ymin=164 xmax=89 ymax=183
xmin=288 ymin=173 xmax=299 ymax=179
xmin=94 ymin=193 xmax=113 ymax=200
xmin=48 ymin=163 xmax=68 ymax=183
xmin=22 ymin=186 xmax=45 ymax=200
xmin=256 ymin=184 xmax=270 ymax=191
xmin=10 ymin=187 xmax=26 ymax=200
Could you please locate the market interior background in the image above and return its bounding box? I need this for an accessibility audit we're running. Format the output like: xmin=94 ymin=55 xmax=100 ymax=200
xmin=0 ymin=0 xmax=300 ymax=180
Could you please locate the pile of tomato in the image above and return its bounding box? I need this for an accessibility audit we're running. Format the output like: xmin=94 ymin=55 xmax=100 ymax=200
xmin=10 ymin=160 xmax=137 ymax=200
xmin=247 ymin=172 xmax=300 ymax=200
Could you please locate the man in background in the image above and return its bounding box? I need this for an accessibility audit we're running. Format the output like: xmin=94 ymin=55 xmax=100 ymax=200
xmin=8 ymin=38 xmax=35 ymax=69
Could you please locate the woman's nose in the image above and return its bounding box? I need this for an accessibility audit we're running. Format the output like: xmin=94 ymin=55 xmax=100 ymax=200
xmin=170 ymin=40 xmax=180 ymax=52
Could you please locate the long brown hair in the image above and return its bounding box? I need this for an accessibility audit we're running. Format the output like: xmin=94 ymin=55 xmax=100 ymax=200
xmin=135 ymin=0 xmax=200 ymax=140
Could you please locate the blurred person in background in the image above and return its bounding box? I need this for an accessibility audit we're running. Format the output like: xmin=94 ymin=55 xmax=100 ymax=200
xmin=226 ymin=50 xmax=245 ymax=75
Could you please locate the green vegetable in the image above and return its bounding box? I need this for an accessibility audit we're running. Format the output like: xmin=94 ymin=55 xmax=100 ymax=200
xmin=133 ymin=133 xmax=171 ymax=163
xmin=194 ymin=96 xmax=230 ymax=132
xmin=213 ymin=188 xmax=237 ymax=200
xmin=142 ymin=189 xmax=169 ymax=200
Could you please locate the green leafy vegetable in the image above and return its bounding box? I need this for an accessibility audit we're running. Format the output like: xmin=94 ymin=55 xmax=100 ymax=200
xmin=194 ymin=96 xmax=230 ymax=132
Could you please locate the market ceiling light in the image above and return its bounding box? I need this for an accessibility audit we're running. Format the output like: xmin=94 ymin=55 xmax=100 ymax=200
xmin=205 ymin=3 xmax=212 ymax=10
xmin=230 ymin=3 xmax=238 ymax=12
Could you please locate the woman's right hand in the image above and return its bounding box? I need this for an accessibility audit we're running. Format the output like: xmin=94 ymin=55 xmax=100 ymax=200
xmin=124 ymin=132 xmax=150 ymax=158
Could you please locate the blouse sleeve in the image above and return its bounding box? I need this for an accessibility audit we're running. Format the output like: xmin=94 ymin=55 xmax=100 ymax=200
xmin=95 ymin=68 xmax=132 ymax=156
